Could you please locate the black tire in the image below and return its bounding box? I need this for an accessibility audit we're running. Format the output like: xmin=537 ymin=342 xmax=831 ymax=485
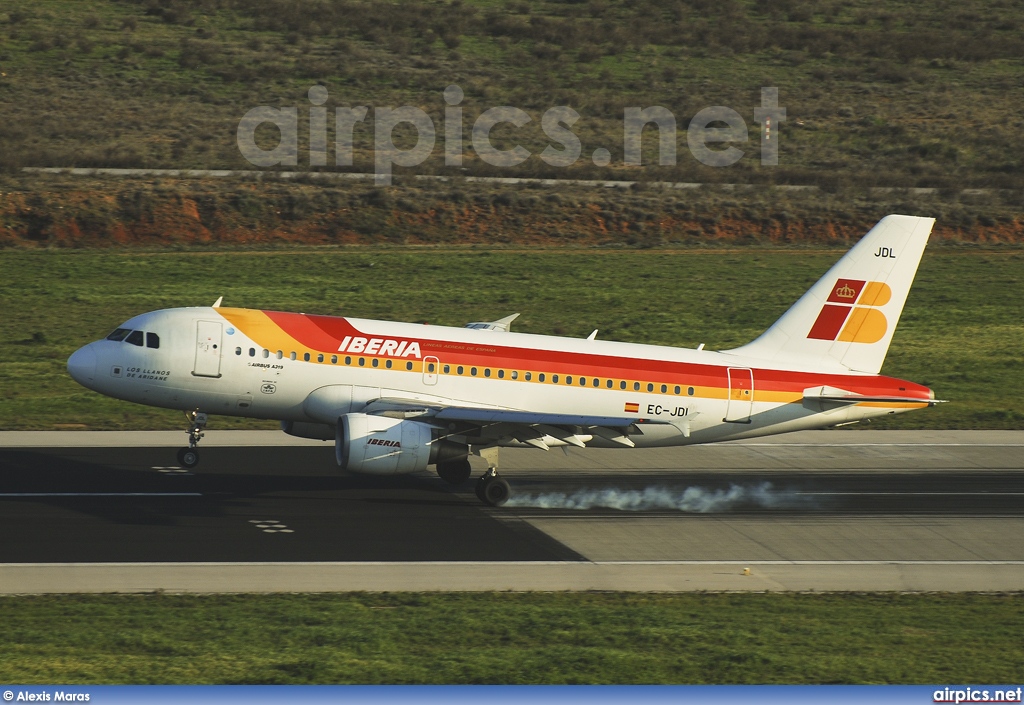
xmin=437 ymin=458 xmax=473 ymax=485
xmin=475 ymin=475 xmax=489 ymax=502
xmin=177 ymin=447 xmax=199 ymax=468
xmin=480 ymin=477 xmax=511 ymax=507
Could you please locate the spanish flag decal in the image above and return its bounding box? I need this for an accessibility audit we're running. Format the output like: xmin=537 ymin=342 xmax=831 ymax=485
xmin=624 ymin=402 xmax=640 ymax=413
xmin=808 ymin=279 xmax=891 ymax=343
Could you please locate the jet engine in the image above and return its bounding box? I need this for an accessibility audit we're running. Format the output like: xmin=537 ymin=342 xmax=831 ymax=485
xmin=280 ymin=420 xmax=335 ymax=441
xmin=336 ymin=413 xmax=437 ymax=475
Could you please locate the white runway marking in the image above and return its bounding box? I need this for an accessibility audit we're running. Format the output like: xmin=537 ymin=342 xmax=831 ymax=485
xmin=4 ymin=560 xmax=1022 ymax=567
xmin=796 ymin=491 xmax=1024 ymax=496
xmin=734 ymin=443 xmax=1024 ymax=447
xmin=0 ymin=492 xmax=202 ymax=497
xmin=248 ymin=519 xmax=294 ymax=534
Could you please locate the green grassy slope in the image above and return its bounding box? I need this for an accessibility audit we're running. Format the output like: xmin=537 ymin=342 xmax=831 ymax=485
xmin=1 ymin=0 xmax=1023 ymax=188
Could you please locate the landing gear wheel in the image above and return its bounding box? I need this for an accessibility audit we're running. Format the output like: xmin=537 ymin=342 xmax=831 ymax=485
xmin=178 ymin=410 xmax=208 ymax=469
xmin=177 ymin=447 xmax=200 ymax=468
xmin=437 ymin=458 xmax=473 ymax=485
xmin=476 ymin=472 xmax=511 ymax=507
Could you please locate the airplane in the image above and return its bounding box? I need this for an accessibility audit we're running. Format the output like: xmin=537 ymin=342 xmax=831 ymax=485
xmin=67 ymin=215 xmax=942 ymax=506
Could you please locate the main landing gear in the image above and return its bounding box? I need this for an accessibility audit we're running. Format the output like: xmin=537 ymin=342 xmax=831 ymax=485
xmin=438 ymin=446 xmax=510 ymax=506
xmin=475 ymin=468 xmax=511 ymax=507
xmin=176 ymin=411 xmax=207 ymax=469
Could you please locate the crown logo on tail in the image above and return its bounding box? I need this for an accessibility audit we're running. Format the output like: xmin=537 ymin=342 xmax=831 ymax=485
xmin=809 ymin=279 xmax=892 ymax=343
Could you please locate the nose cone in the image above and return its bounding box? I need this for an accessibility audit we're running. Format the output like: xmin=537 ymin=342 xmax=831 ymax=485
xmin=67 ymin=345 xmax=97 ymax=386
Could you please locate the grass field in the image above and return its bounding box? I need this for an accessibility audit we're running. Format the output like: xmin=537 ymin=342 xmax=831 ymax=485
xmin=2 ymin=0 xmax=1024 ymax=189
xmin=1 ymin=246 xmax=1021 ymax=430
xmin=1 ymin=592 xmax=1023 ymax=684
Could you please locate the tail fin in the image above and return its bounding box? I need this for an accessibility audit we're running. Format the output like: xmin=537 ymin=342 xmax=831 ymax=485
xmin=723 ymin=214 xmax=935 ymax=374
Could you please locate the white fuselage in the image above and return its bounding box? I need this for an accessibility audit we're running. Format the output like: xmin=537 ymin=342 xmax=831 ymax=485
xmin=67 ymin=306 xmax=932 ymax=450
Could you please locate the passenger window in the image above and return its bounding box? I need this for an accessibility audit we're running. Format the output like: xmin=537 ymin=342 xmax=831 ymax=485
xmin=406 ymin=361 xmax=412 ymax=370
xmin=538 ymin=373 xmax=545 ymax=382
xmin=523 ymin=372 xmax=531 ymax=381
xmin=428 ymin=363 xmax=436 ymax=373
xmin=358 ymin=358 xmax=365 ymax=367
xmin=317 ymin=354 xmax=324 ymax=363
xmin=106 ymin=328 xmax=131 ymax=342
xmin=345 ymin=356 xmax=351 ymax=365
xmin=647 ymin=383 xmax=654 ymax=392
xmin=443 ymin=365 xmax=450 ymax=374
xmin=552 ymin=375 xmax=559 ymax=383
xmin=147 ymin=333 xmax=160 ymax=349
xmin=372 ymin=358 xmax=379 ymax=367
xmin=661 ymin=384 xmax=667 ymax=393
xmin=633 ymin=382 xmax=640 ymax=391
xmin=262 ymin=349 xmax=269 ymax=358
xmin=125 ymin=330 xmax=144 ymax=346
xmin=606 ymin=380 xmax=612 ymax=388
xmin=595 ymin=379 xmax=601 ymax=387
xmin=498 ymin=370 xmax=504 ymax=379
xmin=457 ymin=366 xmax=464 ymax=375
xmin=511 ymin=371 xmax=518 ymax=380
xmin=687 ymin=386 xmax=695 ymax=396
xmin=249 ymin=348 xmax=256 ymax=357
xmin=484 ymin=368 xmax=491 ymax=378
xmin=385 ymin=359 xmax=392 ymax=369
xmin=235 ymin=347 xmax=242 ymax=356
xmin=619 ymin=381 xmax=626 ymax=390
xmin=331 ymin=355 xmax=338 ymax=364
xmin=290 ymin=352 xmax=297 ymax=361
xmin=471 ymin=367 xmax=477 ymax=376
xmin=276 ymin=350 xmax=283 ymax=359
xmin=674 ymin=385 xmax=681 ymax=395
xmin=566 ymin=376 xmax=572 ymax=385
xmin=303 ymin=352 xmax=310 ymax=362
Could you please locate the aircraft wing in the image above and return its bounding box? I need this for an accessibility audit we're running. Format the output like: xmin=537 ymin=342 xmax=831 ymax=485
xmin=433 ymin=407 xmax=642 ymax=428
xmin=362 ymin=397 xmax=652 ymax=448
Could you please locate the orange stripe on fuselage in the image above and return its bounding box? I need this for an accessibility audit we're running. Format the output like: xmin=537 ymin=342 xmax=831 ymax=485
xmin=217 ymin=307 xmax=931 ymax=404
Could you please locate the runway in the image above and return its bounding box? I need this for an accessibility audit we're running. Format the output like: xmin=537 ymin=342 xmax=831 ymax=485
xmin=1 ymin=430 xmax=1022 ymax=593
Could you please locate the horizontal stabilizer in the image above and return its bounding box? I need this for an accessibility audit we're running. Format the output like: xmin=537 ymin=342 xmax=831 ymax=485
xmin=803 ymin=385 xmax=944 ymax=405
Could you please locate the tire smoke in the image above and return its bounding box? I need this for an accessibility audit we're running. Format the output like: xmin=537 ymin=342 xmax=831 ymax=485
xmin=505 ymin=482 xmax=805 ymax=512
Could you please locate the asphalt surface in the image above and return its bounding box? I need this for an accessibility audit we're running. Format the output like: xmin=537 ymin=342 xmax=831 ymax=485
xmin=0 ymin=445 xmax=579 ymax=563
xmin=1 ymin=431 xmax=1022 ymax=591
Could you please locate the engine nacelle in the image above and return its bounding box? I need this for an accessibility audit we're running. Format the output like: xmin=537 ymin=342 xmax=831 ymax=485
xmin=336 ymin=413 xmax=435 ymax=475
xmin=280 ymin=421 xmax=335 ymax=441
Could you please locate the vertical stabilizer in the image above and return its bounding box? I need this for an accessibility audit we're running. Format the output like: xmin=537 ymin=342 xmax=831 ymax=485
xmin=723 ymin=214 xmax=934 ymax=374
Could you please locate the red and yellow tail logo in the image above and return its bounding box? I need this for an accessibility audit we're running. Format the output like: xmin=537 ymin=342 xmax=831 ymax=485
xmin=808 ymin=279 xmax=891 ymax=343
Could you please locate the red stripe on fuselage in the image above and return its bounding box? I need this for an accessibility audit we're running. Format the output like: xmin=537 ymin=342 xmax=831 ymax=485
xmin=256 ymin=310 xmax=931 ymax=401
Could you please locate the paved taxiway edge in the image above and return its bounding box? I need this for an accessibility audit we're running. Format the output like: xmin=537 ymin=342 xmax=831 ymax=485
xmin=3 ymin=562 xmax=1024 ymax=594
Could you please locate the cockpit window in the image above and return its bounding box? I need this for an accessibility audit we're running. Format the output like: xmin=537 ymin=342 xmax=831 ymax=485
xmin=146 ymin=332 xmax=160 ymax=349
xmin=106 ymin=328 xmax=131 ymax=342
xmin=125 ymin=330 xmax=144 ymax=346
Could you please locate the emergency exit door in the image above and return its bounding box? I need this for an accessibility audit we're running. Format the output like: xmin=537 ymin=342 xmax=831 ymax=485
xmin=724 ymin=367 xmax=753 ymax=423
xmin=193 ymin=320 xmax=223 ymax=378
xmin=422 ymin=356 xmax=439 ymax=385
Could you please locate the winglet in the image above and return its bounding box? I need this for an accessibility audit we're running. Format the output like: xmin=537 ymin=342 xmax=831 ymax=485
xmin=465 ymin=313 xmax=520 ymax=332
xmin=212 ymin=296 xmax=223 ymax=308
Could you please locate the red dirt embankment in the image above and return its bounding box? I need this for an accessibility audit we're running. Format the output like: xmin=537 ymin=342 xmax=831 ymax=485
xmin=2 ymin=182 xmax=1021 ymax=248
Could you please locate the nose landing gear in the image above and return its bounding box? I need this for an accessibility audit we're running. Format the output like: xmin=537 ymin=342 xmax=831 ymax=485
xmin=176 ymin=411 xmax=207 ymax=469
